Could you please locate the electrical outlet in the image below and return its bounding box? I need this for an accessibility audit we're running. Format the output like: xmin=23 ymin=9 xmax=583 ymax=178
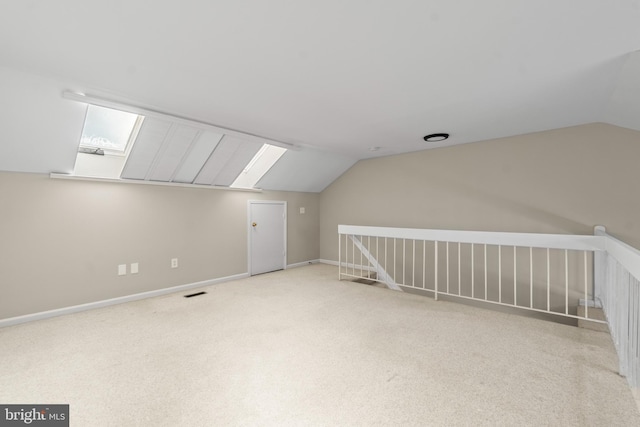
xmin=118 ymin=264 xmax=127 ymax=276
xmin=131 ymin=262 xmax=139 ymax=274
xmin=171 ymin=258 xmax=178 ymax=269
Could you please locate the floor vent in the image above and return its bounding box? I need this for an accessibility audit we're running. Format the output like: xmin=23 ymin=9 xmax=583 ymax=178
xmin=352 ymin=278 xmax=376 ymax=285
xmin=184 ymin=291 xmax=207 ymax=298
xmin=352 ymin=272 xmax=378 ymax=286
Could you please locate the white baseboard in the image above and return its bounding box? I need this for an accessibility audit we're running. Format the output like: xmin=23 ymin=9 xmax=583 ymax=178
xmin=319 ymin=258 xmax=338 ymax=266
xmin=0 ymin=272 xmax=250 ymax=328
xmin=287 ymin=259 xmax=320 ymax=269
xmin=1 ymin=261 xmax=325 ymax=328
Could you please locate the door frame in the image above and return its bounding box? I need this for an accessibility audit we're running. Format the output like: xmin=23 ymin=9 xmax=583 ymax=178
xmin=247 ymin=200 xmax=287 ymax=275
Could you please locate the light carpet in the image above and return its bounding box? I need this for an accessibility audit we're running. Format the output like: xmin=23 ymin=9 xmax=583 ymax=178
xmin=0 ymin=264 xmax=638 ymax=426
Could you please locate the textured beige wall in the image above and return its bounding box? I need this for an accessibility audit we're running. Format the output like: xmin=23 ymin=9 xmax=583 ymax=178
xmin=0 ymin=173 xmax=319 ymax=319
xmin=320 ymin=123 xmax=640 ymax=261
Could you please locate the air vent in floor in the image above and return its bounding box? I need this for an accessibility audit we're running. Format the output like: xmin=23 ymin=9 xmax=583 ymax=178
xmin=184 ymin=291 xmax=207 ymax=298
xmin=352 ymin=272 xmax=378 ymax=286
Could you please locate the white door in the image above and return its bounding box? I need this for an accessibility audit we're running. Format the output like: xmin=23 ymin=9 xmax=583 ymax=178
xmin=249 ymin=201 xmax=286 ymax=275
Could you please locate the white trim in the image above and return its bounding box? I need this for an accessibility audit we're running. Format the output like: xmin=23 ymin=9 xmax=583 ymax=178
xmin=50 ymin=173 xmax=261 ymax=192
xmin=248 ymin=200 xmax=287 ymax=276
xmin=319 ymin=259 xmax=339 ymax=266
xmin=63 ymin=91 xmax=298 ymax=151
xmin=287 ymin=260 xmax=320 ymax=269
xmin=0 ymin=273 xmax=249 ymax=328
xmin=339 ymin=225 xmax=605 ymax=251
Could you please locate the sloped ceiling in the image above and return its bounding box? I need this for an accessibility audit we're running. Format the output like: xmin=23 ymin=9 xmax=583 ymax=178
xmin=0 ymin=1 xmax=639 ymax=191
xmin=257 ymin=148 xmax=357 ymax=193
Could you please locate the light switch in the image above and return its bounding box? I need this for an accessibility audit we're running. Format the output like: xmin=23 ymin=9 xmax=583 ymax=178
xmin=118 ymin=264 xmax=127 ymax=276
xmin=299 ymin=207 xmax=305 ymax=214
xmin=131 ymin=262 xmax=139 ymax=274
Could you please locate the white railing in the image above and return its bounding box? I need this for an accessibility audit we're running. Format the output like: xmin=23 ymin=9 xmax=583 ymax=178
xmin=337 ymin=224 xmax=640 ymax=388
xmin=594 ymin=226 xmax=640 ymax=388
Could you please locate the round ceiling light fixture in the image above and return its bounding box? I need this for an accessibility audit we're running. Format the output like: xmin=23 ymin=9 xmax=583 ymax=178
xmin=423 ymin=133 xmax=450 ymax=143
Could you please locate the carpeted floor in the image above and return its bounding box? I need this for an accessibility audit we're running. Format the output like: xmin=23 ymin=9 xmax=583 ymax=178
xmin=1 ymin=263 xmax=638 ymax=426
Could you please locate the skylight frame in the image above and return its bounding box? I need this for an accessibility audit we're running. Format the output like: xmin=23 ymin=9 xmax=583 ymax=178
xmin=79 ymin=105 xmax=144 ymax=157
xmin=230 ymin=144 xmax=287 ymax=189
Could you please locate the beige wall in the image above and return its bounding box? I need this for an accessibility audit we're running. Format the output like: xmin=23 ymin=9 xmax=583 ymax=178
xmin=3 ymin=122 xmax=640 ymax=320
xmin=0 ymin=172 xmax=319 ymax=319
xmin=320 ymin=123 xmax=640 ymax=261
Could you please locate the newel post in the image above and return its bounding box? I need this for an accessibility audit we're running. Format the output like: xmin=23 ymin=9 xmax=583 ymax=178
xmin=593 ymin=225 xmax=607 ymax=302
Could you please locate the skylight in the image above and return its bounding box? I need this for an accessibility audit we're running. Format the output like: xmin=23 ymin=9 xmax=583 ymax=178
xmin=231 ymin=144 xmax=287 ymax=189
xmin=80 ymin=105 xmax=142 ymax=154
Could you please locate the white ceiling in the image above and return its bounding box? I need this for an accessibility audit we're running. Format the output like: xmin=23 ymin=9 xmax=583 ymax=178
xmin=1 ymin=1 xmax=639 ymax=190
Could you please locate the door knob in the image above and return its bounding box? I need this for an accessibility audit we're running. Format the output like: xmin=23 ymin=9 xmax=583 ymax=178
xmin=252 ymin=222 xmax=257 ymax=227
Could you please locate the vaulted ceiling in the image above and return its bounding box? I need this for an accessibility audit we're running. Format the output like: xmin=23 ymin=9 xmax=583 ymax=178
xmin=1 ymin=1 xmax=639 ymax=192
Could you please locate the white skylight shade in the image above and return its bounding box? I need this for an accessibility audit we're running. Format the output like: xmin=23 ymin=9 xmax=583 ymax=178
xmin=80 ymin=105 xmax=141 ymax=153
xmin=231 ymin=144 xmax=287 ymax=189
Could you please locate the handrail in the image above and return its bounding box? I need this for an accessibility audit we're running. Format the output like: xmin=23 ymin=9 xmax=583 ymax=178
xmin=595 ymin=226 xmax=640 ymax=281
xmin=338 ymin=225 xmax=605 ymax=252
